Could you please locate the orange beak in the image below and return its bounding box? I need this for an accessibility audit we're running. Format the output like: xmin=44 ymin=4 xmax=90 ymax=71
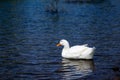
xmin=56 ymin=43 xmax=62 ymax=46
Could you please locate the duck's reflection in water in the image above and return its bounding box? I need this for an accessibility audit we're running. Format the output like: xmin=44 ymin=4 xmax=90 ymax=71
xmin=59 ymin=59 xmax=95 ymax=80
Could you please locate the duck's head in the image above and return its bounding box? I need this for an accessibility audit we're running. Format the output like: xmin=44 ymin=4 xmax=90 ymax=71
xmin=56 ymin=39 xmax=69 ymax=47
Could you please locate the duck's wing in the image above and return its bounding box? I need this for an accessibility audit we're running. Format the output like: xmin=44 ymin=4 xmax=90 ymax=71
xmin=68 ymin=46 xmax=95 ymax=59
xmin=67 ymin=46 xmax=88 ymax=58
xmin=76 ymin=44 xmax=88 ymax=47
xmin=81 ymin=47 xmax=95 ymax=55
xmin=82 ymin=44 xmax=88 ymax=47
xmin=78 ymin=47 xmax=95 ymax=59
xmin=69 ymin=46 xmax=88 ymax=54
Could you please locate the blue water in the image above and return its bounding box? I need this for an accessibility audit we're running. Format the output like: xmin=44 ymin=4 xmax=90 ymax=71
xmin=0 ymin=0 xmax=120 ymax=80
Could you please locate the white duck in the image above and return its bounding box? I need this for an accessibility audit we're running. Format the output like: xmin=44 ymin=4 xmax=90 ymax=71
xmin=57 ymin=39 xmax=95 ymax=59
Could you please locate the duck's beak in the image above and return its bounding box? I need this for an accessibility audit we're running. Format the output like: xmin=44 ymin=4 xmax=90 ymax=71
xmin=56 ymin=43 xmax=62 ymax=46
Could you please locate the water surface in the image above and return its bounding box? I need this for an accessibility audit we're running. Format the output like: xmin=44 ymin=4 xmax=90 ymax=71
xmin=0 ymin=0 xmax=120 ymax=80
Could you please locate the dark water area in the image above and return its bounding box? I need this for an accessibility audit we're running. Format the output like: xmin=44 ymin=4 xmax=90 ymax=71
xmin=0 ymin=0 xmax=120 ymax=80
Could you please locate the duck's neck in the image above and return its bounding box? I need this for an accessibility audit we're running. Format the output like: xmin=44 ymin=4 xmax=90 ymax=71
xmin=63 ymin=43 xmax=70 ymax=49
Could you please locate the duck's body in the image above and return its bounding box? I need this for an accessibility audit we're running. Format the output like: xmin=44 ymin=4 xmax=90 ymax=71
xmin=57 ymin=39 xmax=95 ymax=59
